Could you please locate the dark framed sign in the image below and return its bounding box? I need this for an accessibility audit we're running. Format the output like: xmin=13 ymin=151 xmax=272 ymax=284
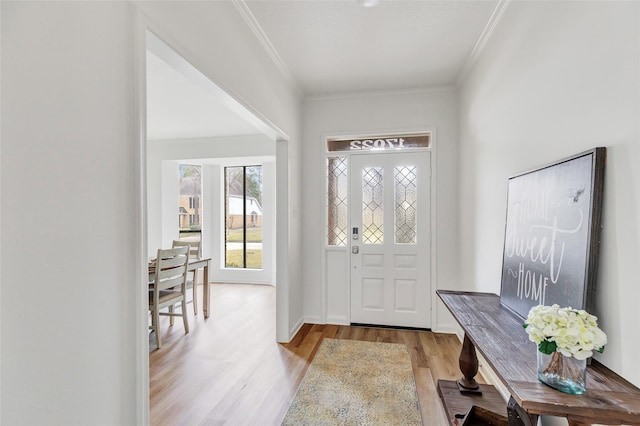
xmin=499 ymin=148 xmax=606 ymax=319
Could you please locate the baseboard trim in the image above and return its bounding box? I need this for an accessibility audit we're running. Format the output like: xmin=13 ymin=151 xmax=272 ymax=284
xmin=288 ymin=316 xmax=304 ymax=342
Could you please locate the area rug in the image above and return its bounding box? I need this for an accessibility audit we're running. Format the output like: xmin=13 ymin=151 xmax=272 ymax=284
xmin=282 ymin=338 xmax=422 ymax=425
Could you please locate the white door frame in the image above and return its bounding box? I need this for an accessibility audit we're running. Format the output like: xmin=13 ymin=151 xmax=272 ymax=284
xmin=134 ymin=11 xmax=292 ymax=424
xmin=349 ymin=150 xmax=431 ymax=328
xmin=321 ymin=130 xmax=437 ymax=329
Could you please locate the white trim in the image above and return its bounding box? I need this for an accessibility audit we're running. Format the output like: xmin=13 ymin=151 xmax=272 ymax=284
xmin=136 ymin=11 xmax=293 ymax=414
xmin=275 ymin=139 xmax=291 ymax=342
xmin=0 ymin=2 xmax=3 ymax=419
xmin=289 ymin=316 xmax=305 ymax=340
xmin=306 ymin=85 xmax=455 ymax=103
xmin=218 ymin=163 xmax=273 ymax=282
xmin=326 ymin=315 xmax=349 ymax=325
xmin=428 ymin=128 xmax=438 ymax=331
xmin=455 ymin=0 xmax=511 ymax=87
xmin=134 ymin=9 xmax=150 ymax=426
xmin=143 ymin=18 xmax=290 ymax=144
xmin=231 ymin=0 xmax=302 ymax=96
xmin=437 ymin=321 xmax=464 ymax=339
xmin=322 ymin=154 xmax=351 ymax=325
xmin=435 ymin=324 xmax=463 ymax=336
xmin=146 ymin=30 xmax=280 ymax=142
xmin=304 ymin=315 xmax=323 ymax=324
xmin=321 ymin=127 xmax=437 ymax=329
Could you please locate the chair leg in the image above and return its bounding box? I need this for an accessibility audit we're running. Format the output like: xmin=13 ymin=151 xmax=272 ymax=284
xmin=150 ymin=307 xmax=156 ymax=329
xmin=153 ymin=308 xmax=161 ymax=349
xmin=192 ymin=270 xmax=198 ymax=315
xmin=182 ymin=298 xmax=189 ymax=333
xmin=169 ymin=305 xmax=174 ymax=326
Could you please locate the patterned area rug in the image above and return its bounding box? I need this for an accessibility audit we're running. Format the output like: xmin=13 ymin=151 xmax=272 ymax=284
xmin=282 ymin=338 xmax=422 ymax=425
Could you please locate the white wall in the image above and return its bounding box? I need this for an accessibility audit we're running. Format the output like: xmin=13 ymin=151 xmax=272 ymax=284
xmin=1 ymin=1 xmax=303 ymax=424
xmin=302 ymin=89 xmax=459 ymax=330
xmin=459 ymin=0 xmax=640 ymax=400
xmin=1 ymin=2 xmax=138 ymax=424
xmin=147 ymin=136 xmax=276 ymax=284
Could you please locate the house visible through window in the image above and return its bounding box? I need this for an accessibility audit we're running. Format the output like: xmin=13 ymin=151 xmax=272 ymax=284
xmin=178 ymin=164 xmax=202 ymax=241
xmin=224 ymin=165 xmax=263 ymax=269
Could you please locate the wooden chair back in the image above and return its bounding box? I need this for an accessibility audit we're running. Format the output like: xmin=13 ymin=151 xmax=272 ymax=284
xmin=172 ymin=239 xmax=201 ymax=259
xmin=171 ymin=239 xmax=202 ymax=315
xmin=149 ymin=245 xmax=190 ymax=349
xmin=154 ymin=246 xmax=189 ymax=292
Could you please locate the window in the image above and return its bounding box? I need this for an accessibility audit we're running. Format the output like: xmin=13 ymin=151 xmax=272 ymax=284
xmin=394 ymin=165 xmax=417 ymax=244
xmin=326 ymin=133 xmax=429 ymax=246
xmin=362 ymin=166 xmax=384 ymax=244
xmin=224 ymin=165 xmax=263 ymax=269
xmin=178 ymin=164 xmax=202 ymax=240
xmin=327 ymin=157 xmax=348 ymax=246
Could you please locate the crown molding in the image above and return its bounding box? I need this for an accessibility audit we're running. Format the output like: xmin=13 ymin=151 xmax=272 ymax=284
xmin=455 ymin=0 xmax=511 ymax=87
xmin=232 ymin=0 xmax=302 ymax=95
xmin=304 ymin=85 xmax=456 ymax=103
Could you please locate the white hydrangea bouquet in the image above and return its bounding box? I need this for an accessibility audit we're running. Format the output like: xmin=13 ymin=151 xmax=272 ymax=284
xmin=523 ymin=304 xmax=607 ymax=359
xmin=523 ymin=304 xmax=607 ymax=393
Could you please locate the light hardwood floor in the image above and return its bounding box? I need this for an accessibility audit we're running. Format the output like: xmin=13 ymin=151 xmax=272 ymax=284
xmin=150 ymin=283 xmax=468 ymax=425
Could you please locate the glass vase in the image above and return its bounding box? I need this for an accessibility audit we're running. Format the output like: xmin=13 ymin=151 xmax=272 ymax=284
xmin=537 ymin=351 xmax=587 ymax=394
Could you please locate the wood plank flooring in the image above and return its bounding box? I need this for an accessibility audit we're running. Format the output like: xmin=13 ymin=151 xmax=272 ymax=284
xmin=149 ymin=283 xmax=473 ymax=426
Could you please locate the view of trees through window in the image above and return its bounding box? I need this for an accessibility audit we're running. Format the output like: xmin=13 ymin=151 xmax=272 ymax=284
xmin=225 ymin=166 xmax=263 ymax=269
xmin=179 ymin=164 xmax=202 ymax=241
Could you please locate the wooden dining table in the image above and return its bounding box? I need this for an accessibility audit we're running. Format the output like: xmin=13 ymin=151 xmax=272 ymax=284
xmin=149 ymin=257 xmax=212 ymax=318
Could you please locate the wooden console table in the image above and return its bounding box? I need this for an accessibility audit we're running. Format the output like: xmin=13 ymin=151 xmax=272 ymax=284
xmin=437 ymin=290 xmax=640 ymax=426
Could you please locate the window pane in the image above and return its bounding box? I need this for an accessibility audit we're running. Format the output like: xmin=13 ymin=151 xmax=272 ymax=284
xmin=327 ymin=134 xmax=431 ymax=152
xmin=225 ymin=167 xmax=245 ymax=268
xmin=362 ymin=166 xmax=383 ymax=244
xmin=327 ymin=157 xmax=348 ymax=246
xmin=245 ymin=166 xmax=263 ymax=269
xmin=179 ymin=164 xmax=202 ymax=242
xmin=395 ymin=165 xmax=417 ymax=244
xmin=224 ymin=166 xmax=263 ymax=269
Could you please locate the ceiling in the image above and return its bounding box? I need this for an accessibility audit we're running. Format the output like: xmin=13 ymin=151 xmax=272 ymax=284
xmin=242 ymin=0 xmax=500 ymax=96
xmin=147 ymin=0 xmax=502 ymax=141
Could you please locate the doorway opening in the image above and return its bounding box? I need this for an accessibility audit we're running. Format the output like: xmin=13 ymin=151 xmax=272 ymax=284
xmin=325 ymin=133 xmax=433 ymax=329
xmin=140 ymin=25 xmax=289 ymax=424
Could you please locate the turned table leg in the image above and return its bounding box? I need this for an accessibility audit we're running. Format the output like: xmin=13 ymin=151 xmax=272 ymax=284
xmin=457 ymin=333 xmax=481 ymax=392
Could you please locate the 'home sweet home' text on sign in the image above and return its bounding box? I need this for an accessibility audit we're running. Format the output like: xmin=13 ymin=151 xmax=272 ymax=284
xmin=499 ymin=148 xmax=605 ymax=319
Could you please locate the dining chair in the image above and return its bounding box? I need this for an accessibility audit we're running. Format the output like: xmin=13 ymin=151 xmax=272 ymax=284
xmin=172 ymin=239 xmax=201 ymax=315
xmin=149 ymin=246 xmax=190 ymax=349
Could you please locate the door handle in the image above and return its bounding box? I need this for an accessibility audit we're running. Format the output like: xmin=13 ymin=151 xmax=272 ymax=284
xmin=352 ymin=246 xmax=359 ymax=254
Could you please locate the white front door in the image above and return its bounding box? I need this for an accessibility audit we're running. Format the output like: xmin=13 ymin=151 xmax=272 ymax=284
xmin=350 ymin=152 xmax=431 ymax=328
